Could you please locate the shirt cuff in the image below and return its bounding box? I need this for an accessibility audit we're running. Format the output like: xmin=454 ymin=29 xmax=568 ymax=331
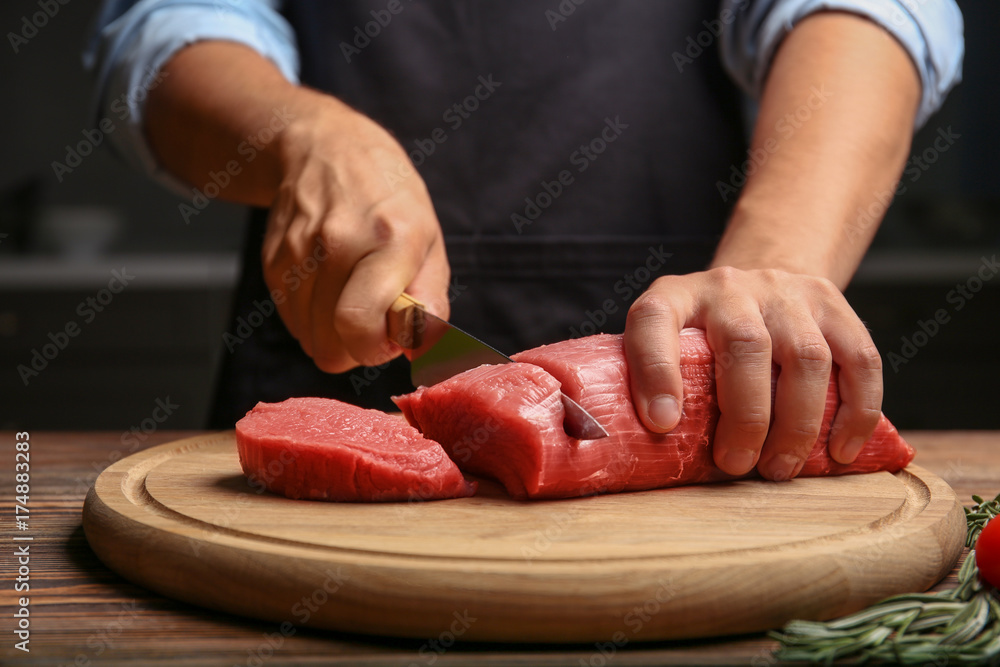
xmin=722 ymin=0 xmax=964 ymax=129
xmin=86 ymin=0 xmax=300 ymax=197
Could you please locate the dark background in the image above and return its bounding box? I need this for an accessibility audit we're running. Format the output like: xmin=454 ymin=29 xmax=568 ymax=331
xmin=1 ymin=0 xmax=997 ymax=432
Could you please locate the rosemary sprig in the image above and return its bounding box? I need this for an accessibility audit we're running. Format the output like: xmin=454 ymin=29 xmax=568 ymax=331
xmin=966 ymin=493 xmax=1000 ymax=548
xmin=770 ymin=493 xmax=1000 ymax=665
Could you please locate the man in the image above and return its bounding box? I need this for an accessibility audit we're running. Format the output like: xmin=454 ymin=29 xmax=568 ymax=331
xmin=87 ymin=1 xmax=963 ymax=481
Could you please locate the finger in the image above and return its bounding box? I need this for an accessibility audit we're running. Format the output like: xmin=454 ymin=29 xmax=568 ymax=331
xmin=332 ymin=250 xmax=409 ymax=367
xmin=756 ymin=321 xmax=832 ymax=481
xmin=705 ymin=294 xmax=772 ymax=476
xmin=821 ymin=302 xmax=883 ymax=464
xmin=402 ymin=232 xmax=452 ymax=322
xmin=262 ymin=213 xmax=318 ymax=358
xmin=396 ymin=238 xmax=451 ymax=363
xmin=306 ymin=238 xmax=359 ymax=373
xmin=624 ymin=279 xmax=692 ymax=433
xmin=306 ymin=220 xmax=373 ymax=371
xmin=332 ymin=213 xmax=437 ymax=366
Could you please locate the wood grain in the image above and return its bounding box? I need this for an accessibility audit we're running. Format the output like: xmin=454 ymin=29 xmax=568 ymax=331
xmin=81 ymin=431 xmax=964 ymax=643
xmin=3 ymin=431 xmax=996 ymax=666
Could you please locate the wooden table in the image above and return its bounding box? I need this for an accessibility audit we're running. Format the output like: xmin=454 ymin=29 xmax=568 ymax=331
xmin=3 ymin=431 xmax=998 ymax=666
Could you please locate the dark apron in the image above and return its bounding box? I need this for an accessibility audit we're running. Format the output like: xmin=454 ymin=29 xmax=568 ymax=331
xmin=210 ymin=0 xmax=746 ymax=428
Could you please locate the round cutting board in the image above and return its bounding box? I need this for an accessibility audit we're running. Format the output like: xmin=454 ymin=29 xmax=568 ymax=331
xmin=83 ymin=431 xmax=965 ymax=642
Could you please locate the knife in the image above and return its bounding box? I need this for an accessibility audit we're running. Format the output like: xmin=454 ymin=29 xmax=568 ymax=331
xmin=388 ymin=293 xmax=609 ymax=440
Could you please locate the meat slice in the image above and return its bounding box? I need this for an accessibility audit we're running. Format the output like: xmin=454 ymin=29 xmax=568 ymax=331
xmin=393 ymin=331 xmax=914 ymax=500
xmin=236 ymin=397 xmax=476 ymax=502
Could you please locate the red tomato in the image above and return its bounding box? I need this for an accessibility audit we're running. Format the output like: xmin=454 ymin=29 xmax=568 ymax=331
xmin=977 ymin=517 xmax=1000 ymax=589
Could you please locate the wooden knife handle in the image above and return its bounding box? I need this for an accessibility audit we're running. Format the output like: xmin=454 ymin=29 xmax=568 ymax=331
xmin=388 ymin=293 xmax=425 ymax=350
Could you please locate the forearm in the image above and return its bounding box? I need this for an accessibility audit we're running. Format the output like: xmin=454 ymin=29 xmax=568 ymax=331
xmin=145 ymin=41 xmax=339 ymax=207
xmin=146 ymin=40 xmax=450 ymax=369
xmin=712 ymin=11 xmax=920 ymax=289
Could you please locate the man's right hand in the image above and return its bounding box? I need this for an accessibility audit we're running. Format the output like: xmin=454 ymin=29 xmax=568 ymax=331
xmin=262 ymin=102 xmax=450 ymax=372
xmin=146 ymin=42 xmax=451 ymax=373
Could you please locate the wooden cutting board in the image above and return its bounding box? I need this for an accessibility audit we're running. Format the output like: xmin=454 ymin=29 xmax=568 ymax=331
xmin=83 ymin=431 xmax=965 ymax=643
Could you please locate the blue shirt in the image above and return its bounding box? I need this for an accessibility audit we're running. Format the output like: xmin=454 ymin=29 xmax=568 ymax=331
xmin=85 ymin=0 xmax=964 ymax=197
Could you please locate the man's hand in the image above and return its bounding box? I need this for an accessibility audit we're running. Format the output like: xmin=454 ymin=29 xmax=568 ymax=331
xmin=262 ymin=103 xmax=450 ymax=372
xmin=146 ymin=42 xmax=450 ymax=372
xmin=623 ymin=11 xmax=918 ymax=481
xmin=625 ymin=268 xmax=883 ymax=481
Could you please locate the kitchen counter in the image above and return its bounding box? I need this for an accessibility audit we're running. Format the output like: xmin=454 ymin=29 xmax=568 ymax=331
xmin=3 ymin=431 xmax=998 ymax=666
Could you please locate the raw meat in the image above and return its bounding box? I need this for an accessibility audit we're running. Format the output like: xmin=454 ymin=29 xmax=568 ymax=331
xmin=236 ymin=397 xmax=475 ymax=502
xmin=393 ymin=330 xmax=914 ymax=500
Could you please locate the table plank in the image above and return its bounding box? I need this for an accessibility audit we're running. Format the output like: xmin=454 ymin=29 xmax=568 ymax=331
xmin=1 ymin=431 xmax=997 ymax=666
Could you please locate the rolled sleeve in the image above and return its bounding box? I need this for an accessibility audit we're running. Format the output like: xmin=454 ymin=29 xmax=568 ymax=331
xmin=84 ymin=0 xmax=300 ymax=196
xmin=721 ymin=0 xmax=964 ymax=129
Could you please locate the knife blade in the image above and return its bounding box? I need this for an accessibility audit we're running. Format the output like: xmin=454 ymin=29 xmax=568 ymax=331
xmin=388 ymin=293 xmax=609 ymax=440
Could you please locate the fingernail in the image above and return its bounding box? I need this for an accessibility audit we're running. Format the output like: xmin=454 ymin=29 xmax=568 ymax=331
xmin=841 ymin=436 xmax=866 ymax=463
xmin=647 ymin=395 xmax=681 ymax=430
xmin=723 ymin=448 xmax=756 ymax=475
xmin=764 ymin=454 xmax=802 ymax=482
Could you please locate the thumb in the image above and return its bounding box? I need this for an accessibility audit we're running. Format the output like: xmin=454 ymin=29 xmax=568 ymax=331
xmin=405 ymin=235 xmax=452 ymax=322
xmin=624 ymin=285 xmax=688 ymax=433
